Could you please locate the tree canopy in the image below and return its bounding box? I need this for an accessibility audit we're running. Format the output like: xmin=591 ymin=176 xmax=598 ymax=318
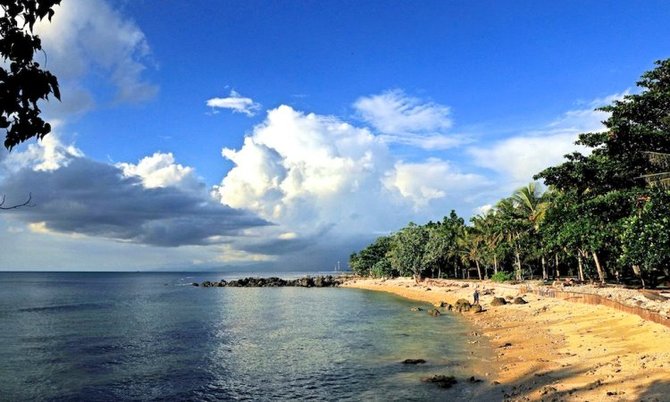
xmin=1 ymin=0 xmax=62 ymax=150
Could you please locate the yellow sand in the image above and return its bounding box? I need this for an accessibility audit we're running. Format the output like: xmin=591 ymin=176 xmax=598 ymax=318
xmin=343 ymin=277 xmax=670 ymax=401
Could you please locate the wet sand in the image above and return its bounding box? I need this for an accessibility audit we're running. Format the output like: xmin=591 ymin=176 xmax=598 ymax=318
xmin=343 ymin=277 xmax=670 ymax=401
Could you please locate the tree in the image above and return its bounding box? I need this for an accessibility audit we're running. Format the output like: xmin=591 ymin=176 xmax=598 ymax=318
xmin=388 ymin=222 xmax=429 ymax=280
xmin=348 ymin=235 xmax=392 ymax=277
xmin=423 ymin=210 xmax=464 ymax=278
xmin=1 ymin=0 xmax=62 ymax=150
xmin=537 ymin=59 xmax=670 ymax=284
xmin=619 ymin=189 xmax=670 ymax=288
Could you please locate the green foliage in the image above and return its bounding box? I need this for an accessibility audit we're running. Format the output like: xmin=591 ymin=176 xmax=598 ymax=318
xmin=370 ymin=259 xmax=395 ymax=278
xmin=388 ymin=222 xmax=429 ymax=277
xmin=619 ymin=190 xmax=670 ymax=285
xmin=1 ymin=0 xmax=62 ymax=150
xmin=349 ymin=236 xmax=392 ymax=276
xmin=490 ymin=271 xmax=514 ymax=282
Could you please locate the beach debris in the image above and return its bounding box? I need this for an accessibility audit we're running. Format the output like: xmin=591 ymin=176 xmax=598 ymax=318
xmin=513 ymin=297 xmax=528 ymax=304
xmin=454 ymin=299 xmax=473 ymax=312
xmin=428 ymin=308 xmax=441 ymax=317
xmin=421 ymin=374 xmax=457 ymax=389
xmin=491 ymin=297 xmax=507 ymax=306
xmin=499 ymin=342 xmax=513 ymax=348
xmin=402 ymin=358 xmax=427 ymax=365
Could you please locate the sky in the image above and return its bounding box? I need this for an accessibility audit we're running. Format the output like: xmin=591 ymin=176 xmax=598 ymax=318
xmin=1 ymin=0 xmax=670 ymax=271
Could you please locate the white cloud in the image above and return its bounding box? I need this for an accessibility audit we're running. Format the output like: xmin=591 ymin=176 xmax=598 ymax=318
xmin=35 ymin=0 xmax=157 ymax=115
xmin=206 ymin=90 xmax=261 ymax=116
xmin=467 ymin=94 xmax=625 ymax=189
xmin=214 ymin=105 xmax=394 ymax=235
xmin=117 ymin=152 xmax=204 ymax=193
xmin=353 ymin=89 xmax=461 ymax=150
xmin=383 ymin=159 xmax=487 ymax=209
xmin=2 ymin=129 xmax=84 ymax=173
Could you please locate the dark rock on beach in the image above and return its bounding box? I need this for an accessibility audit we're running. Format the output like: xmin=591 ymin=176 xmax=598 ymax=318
xmin=421 ymin=375 xmax=457 ymax=389
xmin=428 ymin=308 xmax=441 ymax=317
xmin=195 ymin=275 xmax=342 ymax=288
xmin=402 ymin=359 xmax=427 ymax=365
xmin=513 ymin=296 xmax=528 ymax=304
xmin=454 ymin=299 xmax=472 ymax=312
xmin=491 ymin=297 xmax=507 ymax=306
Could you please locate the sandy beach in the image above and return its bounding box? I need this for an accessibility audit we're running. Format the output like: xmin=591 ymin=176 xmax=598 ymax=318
xmin=343 ymin=277 xmax=670 ymax=401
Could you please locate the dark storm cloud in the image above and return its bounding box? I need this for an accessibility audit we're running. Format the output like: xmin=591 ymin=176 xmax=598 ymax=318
xmin=2 ymin=157 xmax=270 ymax=246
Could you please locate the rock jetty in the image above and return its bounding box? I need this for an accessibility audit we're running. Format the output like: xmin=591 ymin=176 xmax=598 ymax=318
xmin=194 ymin=275 xmax=342 ymax=288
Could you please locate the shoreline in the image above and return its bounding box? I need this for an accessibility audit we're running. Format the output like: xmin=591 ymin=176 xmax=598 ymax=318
xmin=343 ymin=277 xmax=670 ymax=401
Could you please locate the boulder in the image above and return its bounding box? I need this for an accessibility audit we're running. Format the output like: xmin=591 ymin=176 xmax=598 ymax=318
xmin=491 ymin=297 xmax=507 ymax=306
xmin=428 ymin=308 xmax=441 ymax=317
xmin=454 ymin=299 xmax=472 ymax=312
xmin=513 ymin=297 xmax=527 ymax=304
xmin=421 ymin=375 xmax=457 ymax=389
xmin=192 ymin=282 xmax=200 ymax=287
xmin=470 ymin=304 xmax=483 ymax=313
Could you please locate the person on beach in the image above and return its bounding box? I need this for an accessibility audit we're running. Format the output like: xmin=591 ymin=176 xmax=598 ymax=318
xmin=473 ymin=288 xmax=480 ymax=305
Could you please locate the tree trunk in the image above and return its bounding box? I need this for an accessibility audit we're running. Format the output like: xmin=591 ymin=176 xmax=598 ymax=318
xmin=493 ymin=254 xmax=498 ymax=275
xmin=454 ymin=261 xmax=458 ymax=278
xmin=475 ymin=260 xmax=482 ymax=280
xmin=577 ymin=252 xmax=585 ymax=282
xmin=541 ymin=256 xmax=547 ymax=281
xmin=514 ymin=246 xmax=522 ymax=281
xmin=438 ymin=266 xmax=441 ymax=279
xmin=554 ymin=254 xmax=559 ymax=278
xmin=592 ymin=251 xmax=606 ymax=283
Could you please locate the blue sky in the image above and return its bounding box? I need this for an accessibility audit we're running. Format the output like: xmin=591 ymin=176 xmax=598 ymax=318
xmin=1 ymin=0 xmax=669 ymax=271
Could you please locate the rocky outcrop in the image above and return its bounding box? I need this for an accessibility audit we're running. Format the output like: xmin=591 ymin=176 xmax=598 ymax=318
xmin=197 ymin=275 xmax=342 ymax=288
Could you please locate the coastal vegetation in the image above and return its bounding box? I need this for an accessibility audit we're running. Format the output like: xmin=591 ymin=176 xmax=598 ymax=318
xmin=350 ymin=59 xmax=670 ymax=288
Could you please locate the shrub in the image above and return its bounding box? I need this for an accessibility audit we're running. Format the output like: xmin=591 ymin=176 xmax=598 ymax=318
xmin=490 ymin=271 xmax=514 ymax=282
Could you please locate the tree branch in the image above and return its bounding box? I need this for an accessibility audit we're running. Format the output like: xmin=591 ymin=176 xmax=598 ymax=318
xmin=0 ymin=193 xmax=33 ymax=210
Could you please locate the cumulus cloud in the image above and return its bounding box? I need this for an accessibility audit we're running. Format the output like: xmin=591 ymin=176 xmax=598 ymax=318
xmin=206 ymin=90 xmax=261 ymax=116
xmin=35 ymin=0 xmax=157 ymax=116
xmin=1 ymin=138 xmax=268 ymax=247
xmin=214 ymin=105 xmax=396 ymax=236
xmin=117 ymin=152 xmax=204 ymax=194
xmin=353 ymin=89 xmax=462 ymax=150
xmin=383 ymin=159 xmax=488 ymax=209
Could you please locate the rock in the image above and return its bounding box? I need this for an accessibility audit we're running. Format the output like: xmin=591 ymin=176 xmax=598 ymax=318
xmin=428 ymin=308 xmax=441 ymax=317
xmin=192 ymin=282 xmax=200 ymax=287
xmin=505 ymin=295 xmax=514 ymax=300
xmin=439 ymin=301 xmax=449 ymax=307
xmin=421 ymin=375 xmax=457 ymax=388
xmin=461 ymin=284 xmax=470 ymax=288
xmin=513 ymin=297 xmax=527 ymax=304
xmin=468 ymin=376 xmax=483 ymax=383
xmin=470 ymin=304 xmax=483 ymax=313
xmin=402 ymin=359 xmax=427 ymax=365
xmin=454 ymin=299 xmax=472 ymax=312
xmin=491 ymin=297 xmax=507 ymax=306
xmin=201 ymin=281 xmax=214 ymax=287
xmin=410 ymin=307 xmax=424 ymax=312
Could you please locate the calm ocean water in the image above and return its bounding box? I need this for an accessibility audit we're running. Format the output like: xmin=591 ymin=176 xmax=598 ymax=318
xmin=0 ymin=272 xmax=492 ymax=401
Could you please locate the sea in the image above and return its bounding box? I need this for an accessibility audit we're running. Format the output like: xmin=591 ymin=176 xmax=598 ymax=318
xmin=0 ymin=272 xmax=493 ymax=401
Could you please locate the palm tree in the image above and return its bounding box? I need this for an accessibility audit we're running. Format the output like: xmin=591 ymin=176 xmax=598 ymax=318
xmin=458 ymin=226 xmax=484 ymax=280
xmin=511 ymin=183 xmax=551 ymax=279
